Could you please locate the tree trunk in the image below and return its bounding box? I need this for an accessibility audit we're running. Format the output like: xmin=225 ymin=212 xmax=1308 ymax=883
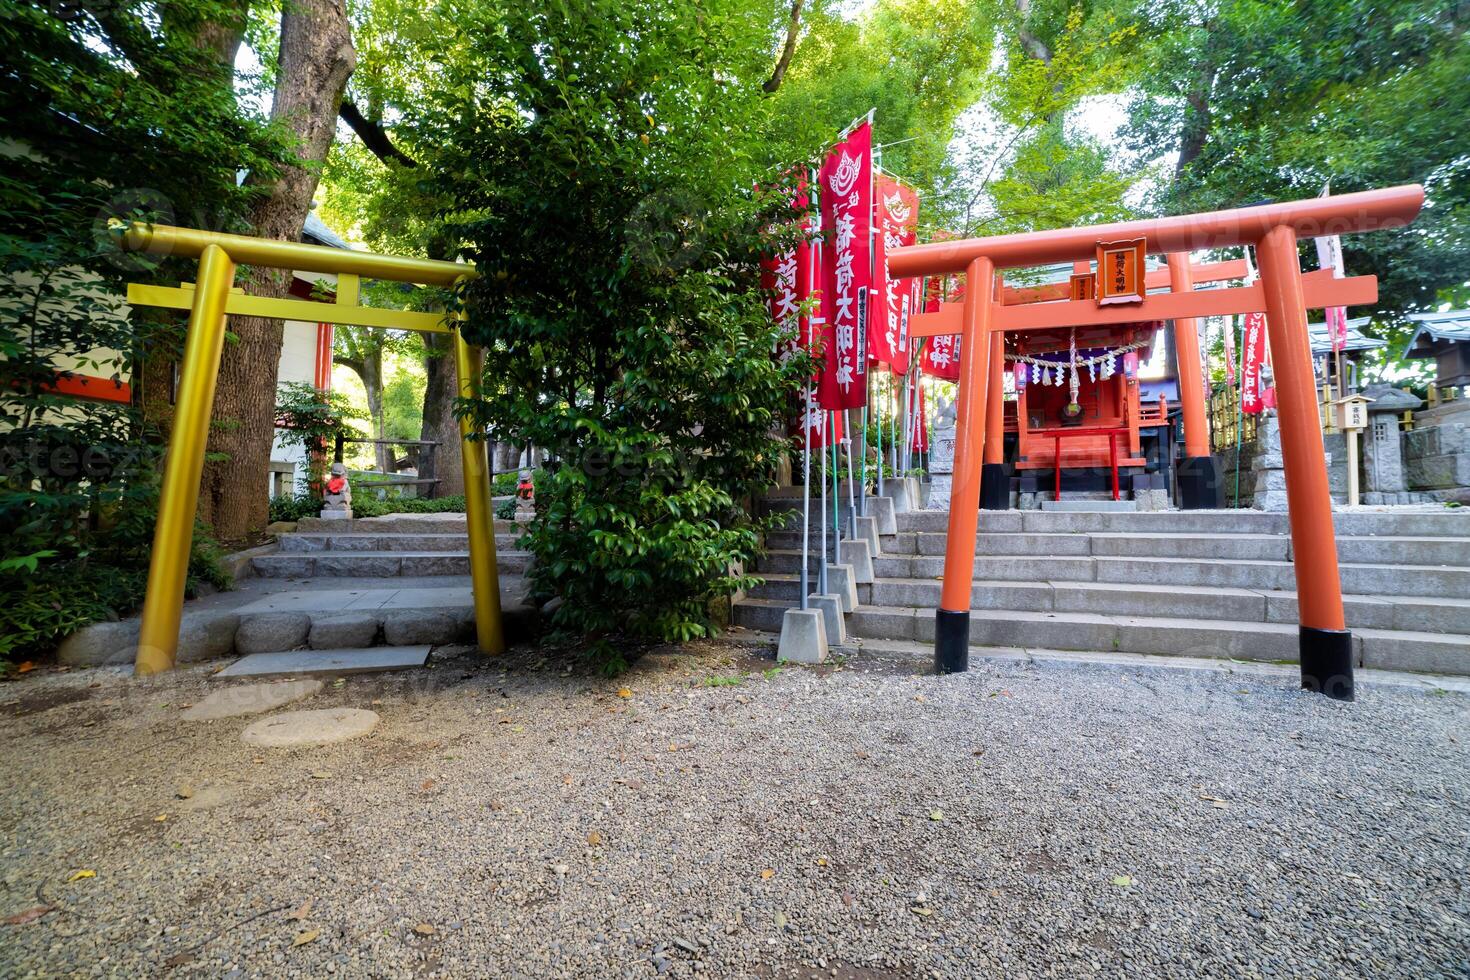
xmin=360 ymin=349 xmax=390 ymax=474
xmin=196 ymin=0 xmax=355 ymax=542
xmin=418 ymin=333 xmax=464 ymax=497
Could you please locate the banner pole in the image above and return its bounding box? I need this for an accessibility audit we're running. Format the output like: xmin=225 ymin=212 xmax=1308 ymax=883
xmin=818 ymin=408 xmax=828 ymax=596
xmin=800 ymin=380 xmax=811 ymax=610
xmin=831 ymin=413 xmax=841 ymax=566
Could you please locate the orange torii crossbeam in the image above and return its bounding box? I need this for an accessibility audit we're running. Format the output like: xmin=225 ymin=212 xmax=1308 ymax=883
xmin=889 ymin=185 xmax=1425 ymax=701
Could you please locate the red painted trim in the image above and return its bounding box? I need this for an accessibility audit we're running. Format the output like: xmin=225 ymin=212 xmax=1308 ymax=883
xmin=39 ymin=374 xmax=132 ymax=404
xmin=314 ymin=322 xmax=334 ymax=390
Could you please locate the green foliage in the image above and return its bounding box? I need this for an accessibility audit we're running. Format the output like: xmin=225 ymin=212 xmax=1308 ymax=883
xmin=0 ymin=0 xmax=283 ymax=660
xmin=430 ymin=0 xmax=809 ymax=670
xmin=350 ymin=493 xmax=466 ymax=518
xmin=494 ymin=498 xmax=517 ymax=521
xmin=274 ymin=382 xmax=364 ymax=497
xmin=1120 ymin=0 xmax=1470 ymax=319
xmin=268 ymin=494 xmax=320 ymax=524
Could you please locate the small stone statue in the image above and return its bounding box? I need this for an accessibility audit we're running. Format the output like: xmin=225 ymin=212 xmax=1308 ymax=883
xmin=514 ymin=468 xmax=536 ymax=523
xmin=321 ymin=461 xmax=352 ymax=519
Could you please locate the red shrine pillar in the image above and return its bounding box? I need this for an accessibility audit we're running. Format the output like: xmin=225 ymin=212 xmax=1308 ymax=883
xmin=936 ymin=256 xmax=994 ymax=673
xmin=1167 ymin=252 xmax=1224 ymax=508
xmin=980 ymin=277 xmax=1008 ymax=509
xmin=1256 ymin=225 xmax=1353 ymax=701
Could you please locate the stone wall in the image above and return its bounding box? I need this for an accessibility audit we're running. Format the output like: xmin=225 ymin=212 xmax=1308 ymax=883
xmin=1402 ymin=400 xmax=1470 ymax=504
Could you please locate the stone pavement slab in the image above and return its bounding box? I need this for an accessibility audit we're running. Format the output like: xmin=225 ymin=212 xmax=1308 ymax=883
xmin=240 ymin=707 xmax=380 ymax=748
xmin=215 ymin=646 xmax=431 ymax=678
xmin=180 ymin=679 xmax=323 ymax=721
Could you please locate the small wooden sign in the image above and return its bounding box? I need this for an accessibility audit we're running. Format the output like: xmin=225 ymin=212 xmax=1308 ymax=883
xmin=1095 ymin=239 xmax=1147 ymax=305
xmin=1334 ymin=394 xmax=1372 ymax=431
xmin=1069 ymin=273 xmax=1095 ymax=302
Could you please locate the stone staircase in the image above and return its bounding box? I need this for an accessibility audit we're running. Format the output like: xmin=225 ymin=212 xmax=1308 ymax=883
xmin=253 ymin=515 xmax=530 ymax=578
xmin=735 ymin=495 xmax=1470 ymax=675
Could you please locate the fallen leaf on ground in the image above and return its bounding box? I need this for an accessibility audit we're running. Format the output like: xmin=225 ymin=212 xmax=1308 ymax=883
xmin=153 ymin=813 xmax=168 ymax=822
xmin=773 ymin=911 xmax=787 ymax=929
xmin=292 ymin=928 xmax=319 ymax=947
xmin=1198 ymin=794 xmax=1229 ymax=808
xmin=16 ymin=661 xmax=34 ymax=674
xmin=4 ymin=906 xmax=52 ymax=925
xmin=854 ymin=750 xmax=869 ymax=760
xmin=413 ymin=923 xmax=435 ymax=935
xmin=1112 ymin=875 xmax=1133 ymax=887
xmin=67 ymin=870 xmax=95 ymax=882
xmin=420 ymin=779 xmax=435 ymax=792
xmin=911 ymin=907 xmax=934 ymax=917
xmin=914 ymin=694 xmax=926 ymax=703
xmin=616 ymin=688 xmax=633 ymax=699
xmin=760 ymin=869 xmax=775 ymax=880
xmin=562 ymin=775 xmax=573 ymax=786
xmin=287 ymin=899 xmax=313 ymax=921
xmin=176 ymin=785 xmax=194 ymax=799
xmin=586 ymin=831 xmax=603 ymax=846
xmin=929 ymin=810 xmax=944 ymax=822
xmin=816 ymin=857 xmax=828 ymax=867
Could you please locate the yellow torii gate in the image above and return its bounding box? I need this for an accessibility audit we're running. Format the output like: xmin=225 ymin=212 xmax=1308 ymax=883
xmin=115 ymin=222 xmax=504 ymax=674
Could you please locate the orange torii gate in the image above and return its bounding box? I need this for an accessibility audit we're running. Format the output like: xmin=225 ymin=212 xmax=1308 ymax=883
xmin=891 ymin=185 xmax=1425 ymax=701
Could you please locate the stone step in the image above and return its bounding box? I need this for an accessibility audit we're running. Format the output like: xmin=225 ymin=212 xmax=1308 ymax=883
xmin=278 ymin=532 xmax=518 ymax=554
xmin=216 ymin=646 xmax=432 ymax=678
xmin=835 ymin=605 xmax=1470 ymax=675
xmin=296 ymin=516 xmax=520 ymax=535
xmin=860 ymin=553 xmax=1470 ymax=600
xmin=747 ymin=572 xmax=1470 ymax=635
xmin=252 ymin=551 xmax=531 ymax=578
xmin=852 ymin=530 xmax=1470 ymax=566
xmin=892 ymin=507 xmax=1470 ymax=537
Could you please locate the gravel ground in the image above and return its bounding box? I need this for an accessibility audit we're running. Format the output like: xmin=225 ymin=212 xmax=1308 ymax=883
xmin=1 ymin=642 xmax=1467 ymax=979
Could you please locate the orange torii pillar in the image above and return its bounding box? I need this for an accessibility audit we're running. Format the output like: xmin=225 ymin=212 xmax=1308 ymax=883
xmin=893 ymin=185 xmax=1424 ymax=698
xmin=1167 ymin=253 xmax=1224 ymax=508
xmin=936 ymin=256 xmax=995 ymax=673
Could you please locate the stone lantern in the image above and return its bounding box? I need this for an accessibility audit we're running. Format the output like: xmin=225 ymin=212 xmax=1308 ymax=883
xmin=1359 ymin=384 xmax=1422 ymax=504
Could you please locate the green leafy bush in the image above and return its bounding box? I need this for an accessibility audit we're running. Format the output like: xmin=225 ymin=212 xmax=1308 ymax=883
xmin=268 ymin=495 xmax=320 ymax=524
xmin=351 ymin=494 xmax=467 ymax=518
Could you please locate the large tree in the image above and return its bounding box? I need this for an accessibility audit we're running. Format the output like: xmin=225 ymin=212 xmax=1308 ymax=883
xmin=1120 ymin=0 xmax=1470 ymax=322
xmin=197 ymin=0 xmax=356 ymax=541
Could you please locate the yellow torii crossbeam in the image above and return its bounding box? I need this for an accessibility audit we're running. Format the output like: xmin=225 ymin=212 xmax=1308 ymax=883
xmin=116 ymin=222 xmax=504 ymax=674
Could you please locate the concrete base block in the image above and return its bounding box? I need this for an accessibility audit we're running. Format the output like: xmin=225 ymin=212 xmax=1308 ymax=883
xmin=838 ymin=538 xmax=875 ymax=584
xmin=825 ymin=563 xmax=859 ymax=612
xmin=865 ymin=494 xmax=898 ymax=535
xmin=806 ymin=594 xmax=846 ymax=645
xmin=777 ymin=608 xmax=829 ymax=664
xmin=851 ymin=515 xmax=882 ymax=555
xmin=884 ymin=478 xmax=915 ymax=513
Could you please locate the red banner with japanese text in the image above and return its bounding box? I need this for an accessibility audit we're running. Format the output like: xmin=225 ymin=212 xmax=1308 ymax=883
xmin=871 ymin=175 xmax=919 ymax=374
xmin=1240 ymin=311 xmax=1268 ymax=414
xmin=759 ymin=179 xmax=812 ymax=360
xmin=817 ymin=121 xmax=872 ymax=410
xmin=798 ymin=400 xmax=844 ymax=450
